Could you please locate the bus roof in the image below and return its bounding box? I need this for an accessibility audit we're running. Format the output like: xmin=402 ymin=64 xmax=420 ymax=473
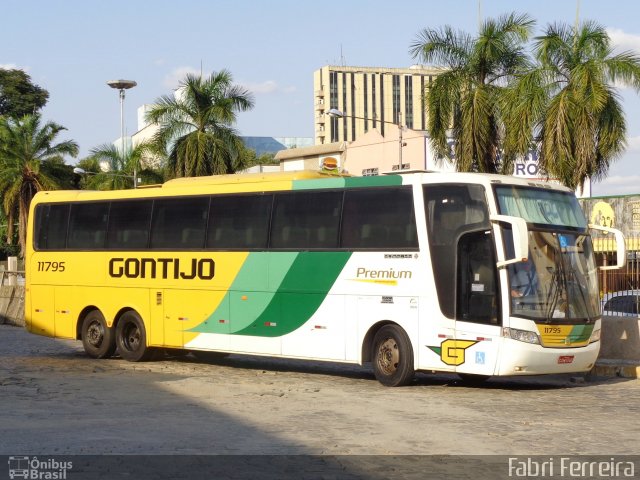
xmin=30 ymin=170 xmax=572 ymax=204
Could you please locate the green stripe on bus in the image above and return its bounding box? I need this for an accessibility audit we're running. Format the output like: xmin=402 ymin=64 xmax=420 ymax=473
xmin=292 ymin=178 xmax=346 ymax=190
xmin=292 ymin=175 xmax=403 ymax=191
xmin=190 ymin=252 xmax=297 ymax=334
xmin=232 ymin=251 xmax=351 ymax=337
xmin=569 ymin=324 xmax=593 ymax=343
xmin=344 ymin=175 xmax=403 ymax=187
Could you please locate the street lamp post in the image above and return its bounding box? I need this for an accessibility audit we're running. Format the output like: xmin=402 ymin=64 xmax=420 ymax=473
xmin=107 ymin=79 xmax=137 ymax=187
xmin=326 ymin=108 xmax=406 ymax=167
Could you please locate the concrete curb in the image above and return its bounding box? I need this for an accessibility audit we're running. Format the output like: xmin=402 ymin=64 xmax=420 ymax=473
xmin=592 ymin=360 xmax=640 ymax=380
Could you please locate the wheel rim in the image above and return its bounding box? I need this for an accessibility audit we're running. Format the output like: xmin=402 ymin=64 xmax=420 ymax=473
xmin=86 ymin=321 xmax=104 ymax=348
xmin=376 ymin=337 xmax=399 ymax=375
xmin=122 ymin=322 xmax=141 ymax=352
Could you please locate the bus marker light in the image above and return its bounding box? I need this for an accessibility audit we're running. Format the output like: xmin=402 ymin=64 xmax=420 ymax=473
xmin=178 ymin=317 xmax=189 ymax=321
xmin=476 ymin=337 xmax=492 ymax=341
xmin=219 ymin=319 xmax=227 ymax=324
xmin=265 ymin=322 xmax=277 ymax=327
xmin=558 ymin=355 xmax=574 ymax=364
xmin=314 ymin=325 xmax=327 ymax=330
xmin=241 ymin=295 xmax=248 ymax=301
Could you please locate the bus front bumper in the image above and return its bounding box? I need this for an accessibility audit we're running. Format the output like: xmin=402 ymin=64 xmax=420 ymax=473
xmin=495 ymin=339 xmax=600 ymax=376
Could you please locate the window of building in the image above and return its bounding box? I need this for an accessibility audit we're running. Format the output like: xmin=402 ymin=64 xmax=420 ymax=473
xmin=392 ymin=75 xmax=401 ymax=125
xmin=404 ymin=75 xmax=414 ymax=129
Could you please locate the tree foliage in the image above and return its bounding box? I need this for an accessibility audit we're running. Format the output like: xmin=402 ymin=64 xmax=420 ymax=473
xmin=84 ymin=142 xmax=162 ymax=190
xmin=410 ymin=13 xmax=535 ymax=174
xmin=0 ymin=114 xmax=78 ymax=256
xmin=146 ymin=71 xmax=254 ymax=178
xmin=0 ymin=69 xmax=49 ymax=118
xmin=503 ymin=21 xmax=640 ymax=190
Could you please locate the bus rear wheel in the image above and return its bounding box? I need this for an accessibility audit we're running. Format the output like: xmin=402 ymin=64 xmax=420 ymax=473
xmin=116 ymin=311 xmax=154 ymax=362
xmin=81 ymin=310 xmax=116 ymax=359
xmin=372 ymin=325 xmax=414 ymax=387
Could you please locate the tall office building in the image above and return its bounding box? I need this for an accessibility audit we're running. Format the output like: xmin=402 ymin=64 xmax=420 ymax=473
xmin=313 ymin=65 xmax=442 ymax=145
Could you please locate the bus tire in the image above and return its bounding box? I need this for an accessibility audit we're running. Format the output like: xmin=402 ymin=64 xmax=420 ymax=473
xmin=372 ymin=324 xmax=414 ymax=387
xmin=81 ymin=310 xmax=116 ymax=359
xmin=115 ymin=311 xmax=154 ymax=362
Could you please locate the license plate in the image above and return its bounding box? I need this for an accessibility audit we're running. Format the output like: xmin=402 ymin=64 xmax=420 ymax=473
xmin=558 ymin=355 xmax=574 ymax=364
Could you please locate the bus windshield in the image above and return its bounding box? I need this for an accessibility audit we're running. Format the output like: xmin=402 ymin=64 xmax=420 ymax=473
xmin=508 ymin=231 xmax=601 ymax=322
xmin=495 ymin=186 xmax=587 ymax=229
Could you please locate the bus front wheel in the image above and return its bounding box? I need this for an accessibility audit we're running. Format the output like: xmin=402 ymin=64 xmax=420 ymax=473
xmin=372 ymin=325 xmax=414 ymax=387
xmin=81 ymin=310 xmax=116 ymax=359
xmin=116 ymin=311 xmax=154 ymax=362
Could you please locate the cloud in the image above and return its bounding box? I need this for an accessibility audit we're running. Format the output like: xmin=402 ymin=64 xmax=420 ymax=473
xmin=162 ymin=66 xmax=201 ymax=89
xmin=593 ymin=175 xmax=640 ymax=196
xmin=626 ymin=135 xmax=640 ymax=153
xmin=0 ymin=63 xmax=28 ymax=71
xmin=239 ymin=80 xmax=296 ymax=95
xmin=607 ymin=28 xmax=640 ymax=53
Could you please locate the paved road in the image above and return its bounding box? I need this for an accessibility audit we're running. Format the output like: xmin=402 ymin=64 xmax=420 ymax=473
xmin=1 ymin=324 xmax=638 ymax=478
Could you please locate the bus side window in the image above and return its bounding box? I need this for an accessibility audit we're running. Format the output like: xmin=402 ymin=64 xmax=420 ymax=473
xmin=270 ymin=191 xmax=342 ymax=249
xmin=107 ymin=200 xmax=152 ymax=250
xmin=150 ymin=197 xmax=209 ymax=249
xmin=68 ymin=203 xmax=109 ymax=250
xmin=207 ymin=194 xmax=272 ymax=250
xmin=341 ymin=187 xmax=417 ymax=250
xmin=35 ymin=204 xmax=70 ymax=250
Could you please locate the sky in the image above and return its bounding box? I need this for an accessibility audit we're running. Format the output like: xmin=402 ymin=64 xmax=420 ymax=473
xmin=3 ymin=0 xmax=640 ymax=196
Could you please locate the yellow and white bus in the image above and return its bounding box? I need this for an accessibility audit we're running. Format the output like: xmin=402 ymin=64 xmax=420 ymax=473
xmin=25 ymin=170 xmax=624 ymax=386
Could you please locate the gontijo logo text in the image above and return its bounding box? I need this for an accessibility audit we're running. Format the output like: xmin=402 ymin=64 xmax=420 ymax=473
xmin=109 ymin=257 xmax=215 ymax=280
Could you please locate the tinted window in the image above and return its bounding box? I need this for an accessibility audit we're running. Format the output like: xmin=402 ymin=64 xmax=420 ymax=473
xmin=107 ymin=200 xmax=152 ymax=250
xmin=150 ymin=197 xmax=209 ymax=249
xmin=270 ymin=191 xmax=342 ymax=249
xmin=67 ymin=203 xmax=109 ymax=249
xmin=207 ymin=194 xmax=272 ymax=249
xmin=424 ymin=184 xmax=489 ymax=318
xmin=341 ymin=187 xmax=417 ymax=249
xmin=35 ymin=204 xmax=69 ymax=250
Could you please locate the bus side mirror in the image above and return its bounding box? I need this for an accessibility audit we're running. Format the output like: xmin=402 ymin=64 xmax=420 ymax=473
xmin=490 ymin=215 xmax=529 ymax=269
xmin=588 ymin=224 xmax=626 ymax=270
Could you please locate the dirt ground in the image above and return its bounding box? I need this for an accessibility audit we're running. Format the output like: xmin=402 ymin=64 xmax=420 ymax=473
xmin=1 ymin=324 xmax=638 ymax=478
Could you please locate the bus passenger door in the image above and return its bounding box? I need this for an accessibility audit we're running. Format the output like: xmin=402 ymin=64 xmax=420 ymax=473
xmin=454 ymin=231 xmax=501 ymax=376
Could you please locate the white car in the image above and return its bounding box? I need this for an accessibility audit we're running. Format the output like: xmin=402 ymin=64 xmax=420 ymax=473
xmin=601 ymin=290 xmax=640 ymax=317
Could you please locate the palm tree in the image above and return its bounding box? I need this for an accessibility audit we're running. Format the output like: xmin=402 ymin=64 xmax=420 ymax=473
xmin=0 ymin=114 xmax=78 ymax=256
xmin=85 ymin=142 xmax=163 ymax=190
xmin=145 ymin=70 xmax=254 ymax=178
xmin=410 ymin=13 xmax=534 ymax=174
xmin=503 ymin=21 xmax=640 ymax=190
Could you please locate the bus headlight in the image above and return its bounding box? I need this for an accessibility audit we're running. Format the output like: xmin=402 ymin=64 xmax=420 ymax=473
xmin=502 ymin=327 xmax=540 ymax=345
xmin=589 ymin=328 xmax=601 ymax=343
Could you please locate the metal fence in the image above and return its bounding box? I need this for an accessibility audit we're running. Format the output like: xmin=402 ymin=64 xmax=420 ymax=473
xmin=594 ymin=234 xmax=640 ymax=294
